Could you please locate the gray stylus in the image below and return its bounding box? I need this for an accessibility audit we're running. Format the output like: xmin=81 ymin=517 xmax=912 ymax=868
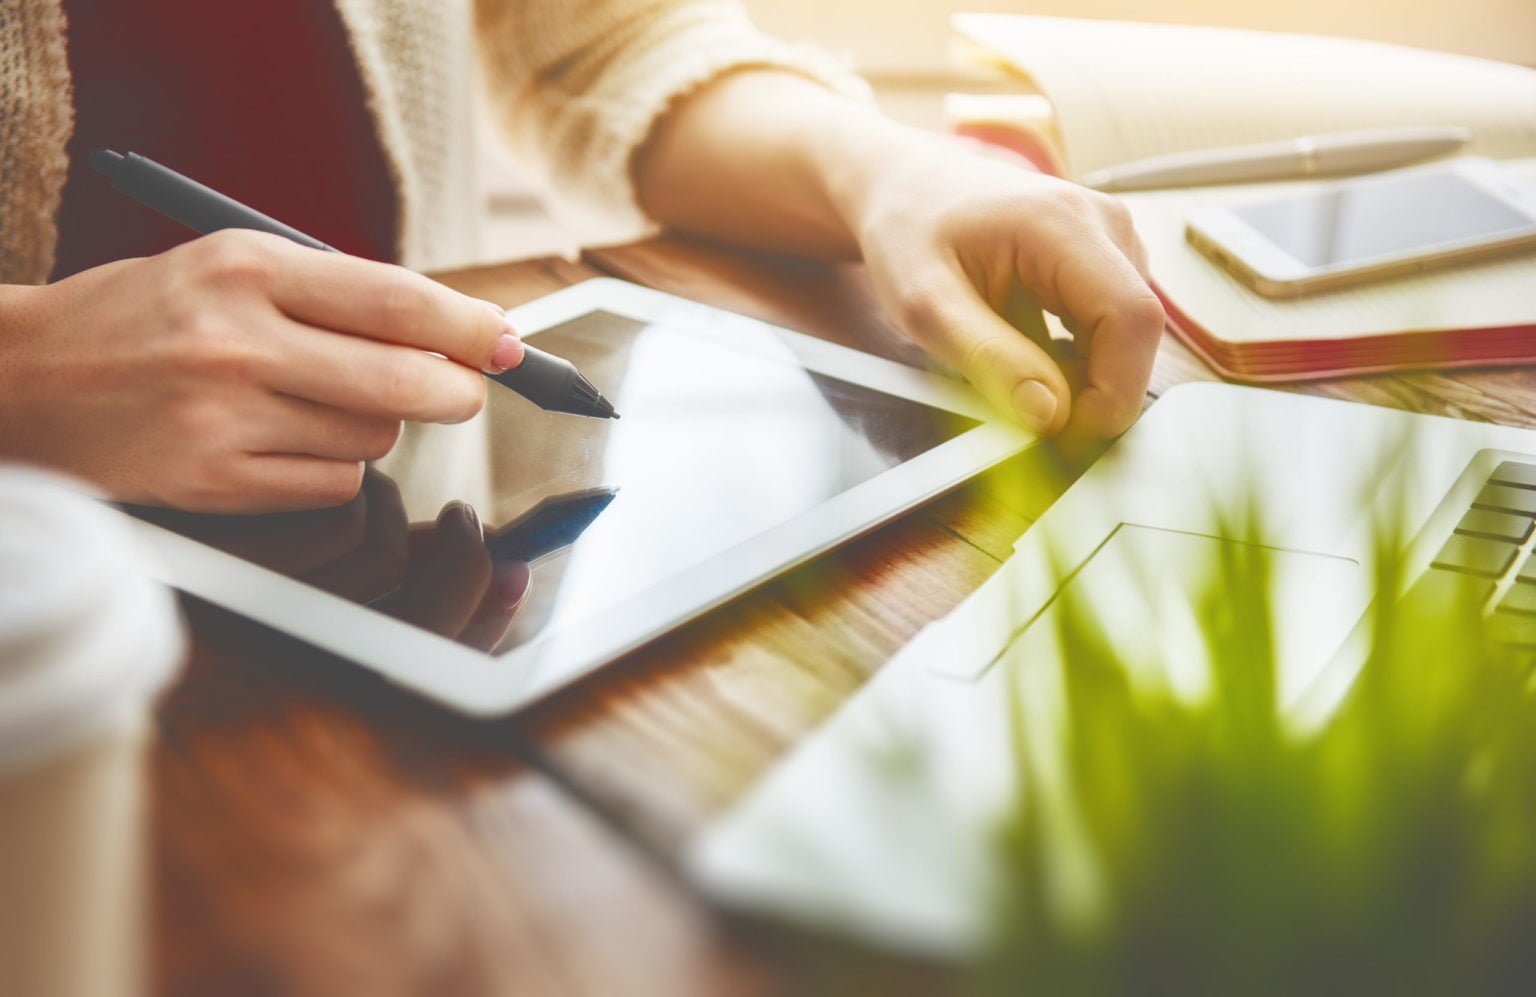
xmin=90 ymin=149 xmax=617 ymax=420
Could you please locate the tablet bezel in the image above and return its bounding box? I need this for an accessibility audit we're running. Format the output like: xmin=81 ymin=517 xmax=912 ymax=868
xmin=126 ymin=278 xmax=1035 ymax=716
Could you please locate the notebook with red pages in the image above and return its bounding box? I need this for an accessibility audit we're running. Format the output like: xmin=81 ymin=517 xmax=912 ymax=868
xmin=1120 ymin=170 xmax=1536 ymax=382
xmin=948 ymin=14 xmax=1536 ymax=382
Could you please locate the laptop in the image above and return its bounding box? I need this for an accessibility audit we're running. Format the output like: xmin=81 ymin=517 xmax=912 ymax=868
xmin=687 ymin=382 xmax=1536 ymax=954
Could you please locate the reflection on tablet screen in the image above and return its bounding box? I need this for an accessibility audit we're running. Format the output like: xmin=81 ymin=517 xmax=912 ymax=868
xmin=130 ymin=311 xmax=977 ymax=656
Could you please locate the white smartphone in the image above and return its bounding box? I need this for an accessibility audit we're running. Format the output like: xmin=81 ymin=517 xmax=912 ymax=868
xmin=1185 ymin=157 xmax=1536 ymax=297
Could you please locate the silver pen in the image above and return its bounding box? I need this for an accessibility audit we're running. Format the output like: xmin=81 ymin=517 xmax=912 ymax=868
xmin=1081 ymin=125 xmax=1472 ymax=192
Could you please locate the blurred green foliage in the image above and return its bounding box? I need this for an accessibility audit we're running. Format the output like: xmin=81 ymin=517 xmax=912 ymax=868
xmin=980 ymin=500 xmax=1536 ymax=995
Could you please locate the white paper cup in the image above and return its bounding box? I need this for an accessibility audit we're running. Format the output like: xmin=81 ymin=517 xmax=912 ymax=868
xmin=0 ymin=467 xmax=185 ymax=997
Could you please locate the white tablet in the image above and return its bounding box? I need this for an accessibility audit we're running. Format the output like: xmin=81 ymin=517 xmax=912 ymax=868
xmin=125 ymin=279 xmax=1033 ymax=715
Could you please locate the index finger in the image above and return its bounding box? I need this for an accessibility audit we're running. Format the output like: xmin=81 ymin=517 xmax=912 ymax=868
xmin=266 ymin=244 xmax=521 ymax=373
xmin=1050 ymin=235 xmax=1165 ymax=438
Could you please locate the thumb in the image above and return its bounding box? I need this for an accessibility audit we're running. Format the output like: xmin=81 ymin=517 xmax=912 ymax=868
xmin=897 ymin=267 xmax=1072 ymax=435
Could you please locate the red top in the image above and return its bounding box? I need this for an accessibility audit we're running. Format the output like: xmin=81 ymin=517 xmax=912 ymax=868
xmin=53 ymin=0 xmax=398 ymax=280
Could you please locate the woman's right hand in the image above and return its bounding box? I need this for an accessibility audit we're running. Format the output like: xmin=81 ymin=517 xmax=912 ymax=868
xmin=0 ymin=230 xmax=524 ymax=512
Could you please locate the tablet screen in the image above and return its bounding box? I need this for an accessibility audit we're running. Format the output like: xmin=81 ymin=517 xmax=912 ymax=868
xmin=131 ymin=310 xmax=977 ymax=656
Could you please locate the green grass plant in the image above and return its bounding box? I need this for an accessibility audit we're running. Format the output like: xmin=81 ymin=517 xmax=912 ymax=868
xmin=979 ymin=472 xmax=1536 ymax=995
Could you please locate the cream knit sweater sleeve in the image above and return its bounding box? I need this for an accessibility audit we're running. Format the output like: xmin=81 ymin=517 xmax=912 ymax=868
xmin=474 ymin=0 xmax=871 ymax=240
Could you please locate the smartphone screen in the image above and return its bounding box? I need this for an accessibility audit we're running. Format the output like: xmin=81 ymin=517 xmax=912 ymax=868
xmin=1233 ymin=170 xmax=1534 ymax=268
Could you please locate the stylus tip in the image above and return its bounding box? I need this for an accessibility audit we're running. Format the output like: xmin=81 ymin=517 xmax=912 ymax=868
xmin=590 ymin=394 xmax=618 ymax=420
xmin=566 ymin=370 xmax=618 ymax=419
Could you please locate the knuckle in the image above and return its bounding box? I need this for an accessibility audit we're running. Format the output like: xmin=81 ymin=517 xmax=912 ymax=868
xmin=438 ymin=372 xmax=485 ymax=424
xmin=198 ymin=342 xmax=265 ymax=384
xmin=1097 ymin=191 xmax=1133 ymax=222
xmin=895 ymin=287 xmax=945 ymax=337
xmin=173 ymin=314 xmax=266 ymax=383
xmin=962 ymin=335 xmax=1014 ymax=376
xmin=378 ymin=352 xmax=428 ymax=418
xmin=171 ymin=308 xmax=225 ymax=349
xmin=377 ymin=273 xmax=435 ymax=334
xmin=1106 ymin=201 xmax=1140 ymax=241
xmin=379 ymin=355 xmax=481 ymax=424
xmin=1050 ymin=185 xmax=1095 ymax=217
xmin=189 ymin=229 xmax=277 ymax=288
xmin=1125 ymin=291 xmax=1168 ymax=335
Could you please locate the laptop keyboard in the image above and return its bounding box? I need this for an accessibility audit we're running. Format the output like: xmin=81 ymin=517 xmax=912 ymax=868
xmin=1418 ymin=460 xmax=1536 ymax=657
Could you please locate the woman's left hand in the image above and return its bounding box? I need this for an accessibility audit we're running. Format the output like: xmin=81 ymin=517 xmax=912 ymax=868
xmin=847 ymin=139 xmax=1165 ymax=440
xmin=634 ymin=71 xmax=1164 ymax=439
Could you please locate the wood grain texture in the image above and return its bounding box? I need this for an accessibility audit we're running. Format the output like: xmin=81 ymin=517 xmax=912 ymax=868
xmin=153 ymin=237 xmax=1536 ymax=994
xmin=155 ymin=604 xmax=758 ymax=997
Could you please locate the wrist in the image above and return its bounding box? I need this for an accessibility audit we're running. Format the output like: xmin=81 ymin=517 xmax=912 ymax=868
xmin=0 ymin=284 xmax=48 ymax=441
xmin=0 ymin=285 xmax=28 ymax=401
xmin=800 ymin=104 xmax=939 ymax=252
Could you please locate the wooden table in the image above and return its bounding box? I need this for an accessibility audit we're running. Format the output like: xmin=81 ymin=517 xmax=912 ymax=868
xmin=153 ymin=238 xmax=1536 ymax=996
